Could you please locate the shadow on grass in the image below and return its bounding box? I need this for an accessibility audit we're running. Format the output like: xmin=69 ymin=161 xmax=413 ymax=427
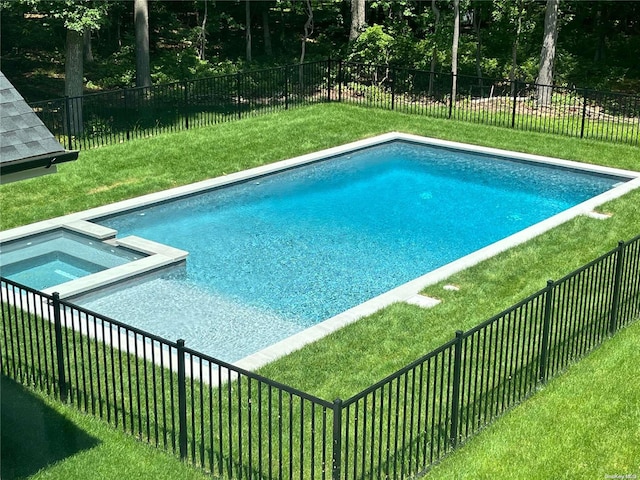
xmin=1 ymin=376 xmax=100 ymax=479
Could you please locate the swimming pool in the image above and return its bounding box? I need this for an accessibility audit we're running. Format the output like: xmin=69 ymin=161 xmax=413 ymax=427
xmin=2 ymin=133 xmax=638 ymax=368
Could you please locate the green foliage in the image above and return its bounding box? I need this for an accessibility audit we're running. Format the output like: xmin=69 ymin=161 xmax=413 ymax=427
xmin=347 ymin=24 xmax=394 ymax=65
xmin=14 ymin=0 xmax=109 ymax=32
xmin=87 ymin=44 xmax=136 ymax=89
xmin=499 ymin=57 xmax=539 ymax=83
xmin=152 ymin=50 xmax=238 ymax=84
xmin=2 ymin=1 xmax=640 ymax=99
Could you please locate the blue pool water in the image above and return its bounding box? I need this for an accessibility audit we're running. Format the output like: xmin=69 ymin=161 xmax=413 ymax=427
xmin=4 ymin=254 xmax=103 ymax=290
xmin=1 ymin=230 xmax=145 ymax=290
xmin=76 ymin=141 xmax=619 ymax=361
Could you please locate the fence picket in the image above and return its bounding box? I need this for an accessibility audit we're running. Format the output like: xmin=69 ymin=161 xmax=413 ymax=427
xmin=609 ymin=240 xmax=627 ymax=335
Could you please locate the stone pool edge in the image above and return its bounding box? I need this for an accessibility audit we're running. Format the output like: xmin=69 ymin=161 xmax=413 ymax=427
xmin=2 ymin=132 xmax=639 ymax=373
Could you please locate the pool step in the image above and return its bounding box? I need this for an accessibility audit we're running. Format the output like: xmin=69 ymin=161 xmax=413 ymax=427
xmin=63 ymin=220 xmax=117 ymax=240
xmin=112 ymin=235 xmax=189 ymax=261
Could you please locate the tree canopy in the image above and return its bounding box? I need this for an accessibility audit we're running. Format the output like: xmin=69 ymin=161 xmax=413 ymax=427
xmin=1 ymin=0 xmax=638 ymax=102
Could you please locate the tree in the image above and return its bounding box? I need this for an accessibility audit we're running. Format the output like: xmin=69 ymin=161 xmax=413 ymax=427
xmin=46 ymin=1 xmax=107 ymax=133
xmin=198 ymin=0 xmax=208 ymax=60
xmin=349 ymin=0 xmax=365 ymax=41
xmin=83 ymin=29 xmax=94 ymax=63
xmin=451 ymin=0 xmax=460 ymax=103
xmin=492 ymin=0 xmax=538 ymax=92
xmin=299 ymin=0 xmax=313 ymax=66
xmin=245 ymin=0 xmax=252 ymax=62
xmin=134 ymin=0 xmax=151 ymax=88
xmin=261 ymin=2 xmax=273 ymax=56
xmin=65 ymin=28 xmax=84 ymax=100
xmin=472 ymin=2 xmax=483 ymax=88
xmin=428 ymin=0 xmax=441 ymax=95
xmin=537 ymin=0 xmax=559 ymax=105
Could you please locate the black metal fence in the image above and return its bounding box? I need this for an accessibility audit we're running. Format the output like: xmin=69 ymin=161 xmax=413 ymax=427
xmin=32 ymin=60 xmax=331 ymax=151
xmin=31 ymin=60 xmax=640 ymax=151
xmin=2 ymin=234 xmax=639 ymax=479
xmin=337 ymin=62 xmax=640 ymax=146
xmin=336 ymin=236 xmax=640 ymax=479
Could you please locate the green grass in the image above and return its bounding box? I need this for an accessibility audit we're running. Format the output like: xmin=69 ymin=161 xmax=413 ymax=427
xmin=1 ymin=376 xmax=210 ymax=480
xmin=426 ymin=319 xmax=640 ymax=479
xmin=1 ymin=103 xmax=639 ymax=478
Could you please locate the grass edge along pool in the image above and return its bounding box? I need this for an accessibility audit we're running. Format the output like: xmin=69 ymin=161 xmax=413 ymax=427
xmin=1 ymin=132 xmax=639 ymax=373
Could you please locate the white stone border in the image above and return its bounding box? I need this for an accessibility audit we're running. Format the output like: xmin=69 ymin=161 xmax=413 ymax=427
xmin=2 ymin=132 xmax=639 ymax=373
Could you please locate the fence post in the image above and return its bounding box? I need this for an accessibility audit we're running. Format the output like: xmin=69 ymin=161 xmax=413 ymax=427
xmin=327 ymin=57 xmax=332 ymax=102
xmin=538 ymin=280 xmax=555 ymax=384
xmin=511 ymin=80 xmax=518 ymax=128
xmin=284 ymin=66 xmax=290 ymax=110
xmin=236 ymin=72 xmax=242 ymax=120
xmin=449 ymin=73 xmax=455 ymax=119
xmin=580 ymin=90 xmax=588 ymax=139
xmin=123 ymin=88 xmax=130 ymax=141
xmin=52 ymin=292 xmax=68 ymax=402
xmin=64 ymin=96 xmax=73 ymax=150
xmin=183 ymin=80 xmax=189 ymax=130
xmin=390 ymin=66 xmax=396 ymax=111
xmin=177 ymin=339 xmax=188 ymax=460
xmin=331 ymin=398 xmax=343 ymax=480
xmin=338 ymin=60 xmax=343 ymax=103
xmin=609 ymin=240 xmax=626 ymax=335
xmin=449 ymin=330 xmax=464 ymax=448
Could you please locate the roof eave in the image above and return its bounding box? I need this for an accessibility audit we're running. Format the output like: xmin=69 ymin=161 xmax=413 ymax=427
xmin=0 ymin=150 xmax=79 ymax=175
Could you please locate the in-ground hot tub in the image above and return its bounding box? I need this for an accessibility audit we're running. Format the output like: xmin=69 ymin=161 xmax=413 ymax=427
xmin=0 ymin=220 xmax=188 ymax=299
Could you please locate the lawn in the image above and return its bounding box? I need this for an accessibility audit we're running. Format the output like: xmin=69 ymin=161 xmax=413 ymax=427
xmin=426 ymin=319 xmax=640 ymax=479
xmin=1 ymin=103 xmax=639 ymax=478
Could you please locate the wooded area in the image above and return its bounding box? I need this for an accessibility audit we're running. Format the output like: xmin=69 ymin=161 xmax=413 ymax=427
xmin=1 ymin=1 xmax=639 ymax=103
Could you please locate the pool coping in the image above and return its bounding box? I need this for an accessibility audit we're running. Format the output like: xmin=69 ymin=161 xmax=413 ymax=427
xmin=2 ymin=132 xmax=640 ymax=372
xmin=1 ymin=220 xmax=188 ymax=300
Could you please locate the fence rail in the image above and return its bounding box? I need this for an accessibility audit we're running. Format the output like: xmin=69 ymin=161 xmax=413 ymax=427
xmin=30 ymin=60 xmax=640 ymax=151
xmin=2 ymin=233 xmax=639 ymax=479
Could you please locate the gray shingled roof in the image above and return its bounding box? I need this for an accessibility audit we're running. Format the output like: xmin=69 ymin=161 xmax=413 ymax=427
xmin=1 ymin=71 xmax=77 ymax=176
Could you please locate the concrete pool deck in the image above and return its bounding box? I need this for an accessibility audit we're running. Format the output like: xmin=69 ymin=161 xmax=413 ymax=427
xmin=2 ymin=132 xmax=640 ymax=374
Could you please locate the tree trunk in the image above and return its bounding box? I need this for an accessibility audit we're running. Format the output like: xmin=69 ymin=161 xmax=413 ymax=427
xmin=299 ymin=0 xmax=313 ymax=84
xmin=451 ymin=0 xmax=460 ymax=104
xmin=299 ymin=0 xmax=313 ymax=64
xmin=510 ymin=35 xmax=518 ymax=94
xmin=428 ymin=0 xmax=440 ymax=96
xmin=536 ymin=0 xmax=559 ymax=105
xmin=510 ymin=1 xmax=523 ymax=95
xmin=65 ymin=28 xmax=84 ymax=135
xmin=262 ymin=7 xmax=272 ymax=56
xmin=349 ymin=0 xmax=365 ymax=41
xmin=593 ymin=4 xmax=606 ymax=63
xmin=83 ymin=29 xmax=94 ymax=63
xmin=473 ymin=6 xmax=483 ymax=92
xmin=199 ymin=0 xmax=208 ymax=61
xmin=116 ymin=12 xmax=122 ymax=49
xmin=245 ymin=0 xmax=252 ymax=62
xmin=134 ymin=0 xmax=151 ymax=88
